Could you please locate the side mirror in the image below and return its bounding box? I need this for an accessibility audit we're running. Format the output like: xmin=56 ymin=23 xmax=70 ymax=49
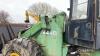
xmin=67 ymin=8 xmax=70 ymax=11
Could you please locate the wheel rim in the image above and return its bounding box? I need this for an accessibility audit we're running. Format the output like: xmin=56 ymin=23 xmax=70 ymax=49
xmin=10 ymin=51 xmax=20 ymax=56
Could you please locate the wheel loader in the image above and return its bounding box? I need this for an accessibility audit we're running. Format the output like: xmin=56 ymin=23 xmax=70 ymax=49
xmin=2 ymin=0 xmax=100 ymax=56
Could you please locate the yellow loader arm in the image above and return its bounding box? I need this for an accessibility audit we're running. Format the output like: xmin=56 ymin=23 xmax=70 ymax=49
xmin=25 ymin=10 xmax=40 ymax=23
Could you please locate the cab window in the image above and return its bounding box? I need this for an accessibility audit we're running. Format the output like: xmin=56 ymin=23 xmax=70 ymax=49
xmin=99 ymin=0 xmax=100 ymax=18
xmin=72 ymin=0 xmax=88 ymax=20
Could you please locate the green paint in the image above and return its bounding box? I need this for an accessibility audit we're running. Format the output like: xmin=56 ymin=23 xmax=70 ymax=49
xmin=19 ymin=12 xmax=68 ymax=56
xmin=21 ymin=22 xmax=42 ymax=38
xmin=63 ymin=45 xmax=68 ymax=56
xmin=36 ymin=12 xmax=67 ymax=56
xmin=91 ymin=51 xmax=100 ymax=56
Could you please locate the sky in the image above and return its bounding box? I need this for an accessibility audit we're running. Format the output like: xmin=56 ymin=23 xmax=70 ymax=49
xmin=0 ymin=0 xmax=70 ymax=23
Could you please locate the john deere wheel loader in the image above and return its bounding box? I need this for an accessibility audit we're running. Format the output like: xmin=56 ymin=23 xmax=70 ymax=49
xmin=2 ymin=0 xmax=100 ymax=56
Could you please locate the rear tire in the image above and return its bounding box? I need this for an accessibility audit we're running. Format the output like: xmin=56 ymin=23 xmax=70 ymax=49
xmin=2 ymin=38 xmax=43 ymax=56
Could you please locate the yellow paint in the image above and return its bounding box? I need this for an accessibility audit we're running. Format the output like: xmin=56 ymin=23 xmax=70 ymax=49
xmin=25 ymin=10 xmax=40 ymax=23
xmin=10 ymin=52 xmax=20 ymax=56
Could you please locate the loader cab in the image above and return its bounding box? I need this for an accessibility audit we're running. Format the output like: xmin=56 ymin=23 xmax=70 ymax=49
xmin=66 ymin=0 xmax=100 ymax=49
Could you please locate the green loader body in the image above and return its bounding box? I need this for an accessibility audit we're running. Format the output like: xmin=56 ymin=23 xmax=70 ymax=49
xmin=19 ymin=12 xmax=68 ymax=56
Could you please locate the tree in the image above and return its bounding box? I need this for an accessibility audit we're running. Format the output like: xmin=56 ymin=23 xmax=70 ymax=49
xmin=28 ymin=3 xmax=59 ymax=17
xmin=0 ymin=10 xmax=9 ymax=23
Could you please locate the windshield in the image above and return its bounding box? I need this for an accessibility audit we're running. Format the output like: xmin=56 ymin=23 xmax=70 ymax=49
xmin=72 ymin=0 xmax=88 ymax=20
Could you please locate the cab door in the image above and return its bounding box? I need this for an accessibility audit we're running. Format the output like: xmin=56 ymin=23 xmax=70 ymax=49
xmin=67 ymin=0 xmax=95 ymax=48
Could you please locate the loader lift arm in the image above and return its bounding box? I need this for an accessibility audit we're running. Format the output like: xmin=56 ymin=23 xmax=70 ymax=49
xmin=20 ymin=22 xmax=42 ymax=38
xmin=25 ymin=10 xmax=40 ymax=23
xmin=20 ymin=10 xmax=43 ymax=38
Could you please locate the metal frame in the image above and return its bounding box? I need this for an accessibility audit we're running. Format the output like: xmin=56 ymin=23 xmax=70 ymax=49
xmin=96 ymin=0 xmax=100 ymax=20
xmin=67 ymin=0 xmax=98 ymax=49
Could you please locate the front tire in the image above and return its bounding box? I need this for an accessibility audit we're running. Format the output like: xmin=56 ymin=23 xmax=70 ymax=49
xmin=2 ymin=38 xmax=43 ymax=56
